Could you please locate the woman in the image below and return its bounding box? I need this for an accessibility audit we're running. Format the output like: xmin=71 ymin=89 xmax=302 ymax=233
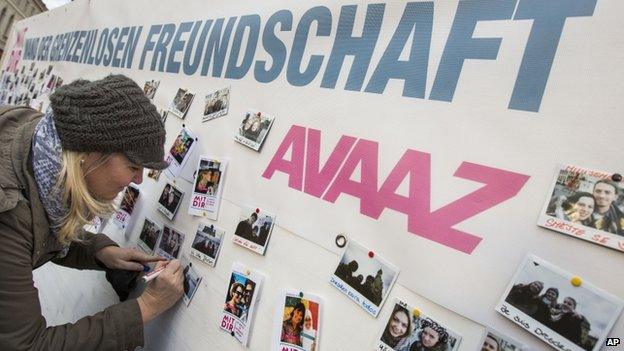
xmin=409 ymin=319 xmax=450 ymax=351
xmin=301 ymin=309 xmax=317 ymax=351
xmin=0 ymin=75 xmax=184 ymax=350
xmin=281 ymin=301 xmax=306 ymax=346
xmin=381 ymin=304 xmax=412 ymax=349
xmin=548 ymin=192 xmax=596 ymax=227
xmin=534 ymin=287 xmax=559 ymax=323
xmin=224 ymin=282 xmax=244 ymax=317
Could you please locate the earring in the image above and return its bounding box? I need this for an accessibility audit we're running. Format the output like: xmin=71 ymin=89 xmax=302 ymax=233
xmin=80 ymin=159 xmax=85 ymax=165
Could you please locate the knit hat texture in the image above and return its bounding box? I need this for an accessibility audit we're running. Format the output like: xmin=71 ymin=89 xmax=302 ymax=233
xmin=49 ymin=74 xmax=168 ymax=170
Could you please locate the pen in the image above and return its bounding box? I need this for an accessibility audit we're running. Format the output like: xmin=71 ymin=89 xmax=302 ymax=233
xmin=142 ymin=265 xmax=166 ymax=283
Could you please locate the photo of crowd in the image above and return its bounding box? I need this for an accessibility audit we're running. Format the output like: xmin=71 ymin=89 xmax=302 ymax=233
xmin=169 ymin=87 xmax=195 ymax=119
xmin=191 ymin=223 xmax=223 ymax=261
xmin=278 ymin=294 xmax=320 ymax=351
xmin=156 ymin=225 xmax=185 ymax=260
xmin=194 ymin=159 xmax=222 ymax=196
xmin=182 ymin=261 xmax=202 ymax=306
xmin=333 ymin=240 xmax=398 ymax=308
xmin=223 ymin=272 xmax=257 ymax=323
xmin=157 ymin=183 xmax=184 ymax=220
xmin=138 ymin=218 xmax=162 ymax=254
xmin=143 ymin=79 xmax=160 ymax=99
xmin=542 ymin=167 xmax=624 ymax=237
xmin=500 ymin=255 xmax=623 ymax=351
xmin=234 ymin=110 xmax=275 ymax=151
xmin=233 ymin=207 xmax=275 ymax=254
xmin=378 ymin=302 xmax=461 ymax=351
xmin=203 ymin=87 xmax=230 ymax=122
xmin=169 ymin=129 xmax=195 ymax=165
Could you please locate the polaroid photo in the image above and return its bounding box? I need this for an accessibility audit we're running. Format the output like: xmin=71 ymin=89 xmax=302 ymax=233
xmin=165 ymin=127 xmax=198 ymax=178
xmin=232 ymin=206 xmax=276 ymax=255
xmin=112 ymin=185 xmax=140 ymax=230
xmin=157 ymin=182 xmax=184 ymax=221
xmin=219 ymin=262 xmax=264 ymax=347
xmin=330 ymin=239 xmax=399 ymax=317
xmin=272 ymin=290 xmax=323 ymax=351
xmin=190 ymin=221 xmax=225 ymax=267
xmin=233 ymin=110 xmax=275 ymax=151
xmin=137 ymin=217 xmax=163 ymax=255
xmin=168 ymin=87 xmax=195 ymax=119
xmin=496 ymin=254 xmax=623 ymax=351
xmin=479 ymin=328 xmax=529 ymax=351
xmin=143 ymin=79 xmax=160 ymax=100
xmin=375 ymin=299 xmax=462 ymax=351
xmin=203 ymin=86 xmax=230 ymax=122
xmin=182 ymin=259 xmax=202 ymax=306
xmin=147 ymin=169 xmax=162 ymax=181
xmin=155 ymin=224 xmax=185 ymax=260
xmin=188 ymin=156 xmax=227 ymax=220
xmin=538 ymin=164 xmax=624 ymax=252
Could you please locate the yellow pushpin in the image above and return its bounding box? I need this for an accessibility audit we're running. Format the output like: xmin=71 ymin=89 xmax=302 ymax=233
xmin=412 ymin=308 xmax=421 ymax=318
xmin=571 ymin=276 xmax=582 ymax=287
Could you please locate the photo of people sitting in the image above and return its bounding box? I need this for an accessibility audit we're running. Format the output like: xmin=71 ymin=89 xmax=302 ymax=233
xmin=223 ymin=273 xmax=256 ymax=323
xmin=171 ymin=88 xmax=194 ymax=117
xmin=194 ymin=160 xmax=222 ymax=196
xmin=379 ymin=303 xmax=460 ymax=351
xmin=546 ymin=170 xmax=623 ymax=236
xmin=191 ymin=224 xmax=221 ymax=259
xmin=279 ymin=295 xmax=319 ymax=351
xmin=203 ymin=88 xmax=229 ymax=117
xmin=480 ymin=331 xmax=524 ymax=351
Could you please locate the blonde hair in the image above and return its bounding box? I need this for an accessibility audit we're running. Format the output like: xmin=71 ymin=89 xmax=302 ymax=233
xmin=55 ymin=150 xmax=116 ymax=245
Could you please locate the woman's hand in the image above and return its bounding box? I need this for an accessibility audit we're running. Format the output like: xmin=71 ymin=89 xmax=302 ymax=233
xmin=95 ymin=246 xmax=165 ymax=271
xmin=137 ymin=260 xmax=185 ymax=323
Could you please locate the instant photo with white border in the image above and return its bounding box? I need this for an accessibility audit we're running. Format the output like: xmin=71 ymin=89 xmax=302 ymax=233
xmin=157 ymin=181 xmax=184 ymax=221
xmin=271 ymin=290 xmax=323 ymax=351
xmin=188 ymin=156 xmax=227 ymax=220
xmin=143 ymin=79 xmax=160 ymax=100
xmin=478 ymin=328 xmax=529 ymax=351
xmin=496 ymin=254 xmax=623 ymax=351
xmin=112 ymin=185 xmax=140 ymax=232
xmin=537 ymin=164 xmax=624 ymax=253
xmin=165 ymin=127 xmax=198 ymax=178
xmin=137 ymin=217 xmax=163 ymax=255
xmin=233 ymin=109 xmax=275 ymax=151
xmin=330 ymin=239 xmax=399 ymax=318
xmin=168 ymin=87 xmax=195 ymax=119
xmin=219 ymin=262 xmax=264 ymax=347
xmin=203 ymin=86 xmax=230 ymax=122
xmin=182 ymin=259 xmax=202 ymax=306
xmin=154 ymin=224 xmax=185 ymax=260
xmin=190 ymin=221 xmax=225 ymax=267
xmin=232 ymin=206 xmax=276 ymax=255
xmin=375 ymin=299 xmax=462 ymax=351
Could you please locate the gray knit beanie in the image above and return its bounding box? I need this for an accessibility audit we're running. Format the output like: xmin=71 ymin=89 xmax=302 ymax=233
xmin=49 ymin=74 xmax=168 ymax=170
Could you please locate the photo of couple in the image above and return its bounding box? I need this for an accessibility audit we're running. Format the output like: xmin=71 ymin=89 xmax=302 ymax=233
xmin=223 ymin=273 xmax=257 ymax=323
xmin=378 ymin=301 xmax=461 ymax=351
xmin=277 ymin=293 xmax=320 ymax=351
xmin=540 ymin=166 xmax=624 ymax=251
